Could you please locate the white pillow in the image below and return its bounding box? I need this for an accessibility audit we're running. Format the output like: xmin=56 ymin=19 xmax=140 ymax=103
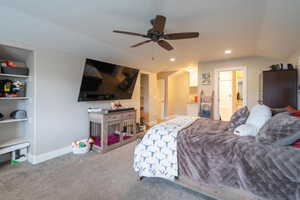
xmin=234 ymin=104 xmax=271 ymax=136
xmin=246 ymin=104 xmax=271 ymax=132
xmin=234 ymin=124 xmax=257 ymax=136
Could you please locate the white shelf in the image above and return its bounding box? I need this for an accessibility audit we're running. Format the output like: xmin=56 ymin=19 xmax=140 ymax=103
xmin=0 ymin=97 xmax=29 ymax=100
xmin=0 ymin=137 xmax=30 ymax=155
xmin=0 ymin=137 xmax=29 ymax=148
xmin=0 ymin=118 xmax=28 ymax=124
xmin=0 ymin=73 xmax=30 ymax=78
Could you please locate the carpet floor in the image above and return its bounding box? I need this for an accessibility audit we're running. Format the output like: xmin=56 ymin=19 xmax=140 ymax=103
xmin=0 ymin=142 xmax=215 ymax=200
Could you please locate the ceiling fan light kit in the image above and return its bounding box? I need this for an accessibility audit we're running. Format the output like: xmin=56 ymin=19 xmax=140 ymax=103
xmin=113 ymin=15 xmax=199 ymax=51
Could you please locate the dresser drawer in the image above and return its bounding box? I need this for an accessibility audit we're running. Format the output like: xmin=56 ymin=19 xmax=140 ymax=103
xmin=122 ymin=112 xmax=135 ymax=120
xmin=105 ymin=114 xmax=122 ymax=122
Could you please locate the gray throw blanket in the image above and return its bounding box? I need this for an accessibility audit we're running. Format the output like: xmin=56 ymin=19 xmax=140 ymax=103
xmin=177 ymin=118 xmax=300 ymax=200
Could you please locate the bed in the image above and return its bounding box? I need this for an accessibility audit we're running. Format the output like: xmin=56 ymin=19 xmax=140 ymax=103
xmin=134 ymin=114 xmax=300 ymax=200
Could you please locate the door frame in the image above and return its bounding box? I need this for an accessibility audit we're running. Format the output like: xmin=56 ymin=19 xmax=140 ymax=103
xmin=140 ymin=73 xmax=150 ymax=125
xmin=214 ymin=66 xmax=247 ymax=120
xmin=158 ymin=79 xmax=166 ymax=120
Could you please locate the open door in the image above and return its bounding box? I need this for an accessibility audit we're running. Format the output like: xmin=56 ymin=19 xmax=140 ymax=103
xmin=218 ymin=71 xmax=233 ymax=121
xmin=140 ymin=74 xmax=149 ymax=125
xmin=216 ymin=69 xmax=245 ymax=121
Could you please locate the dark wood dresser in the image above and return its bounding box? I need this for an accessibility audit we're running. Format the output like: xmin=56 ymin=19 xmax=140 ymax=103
xmin=263 ymin=69 xmax=298 ymax=108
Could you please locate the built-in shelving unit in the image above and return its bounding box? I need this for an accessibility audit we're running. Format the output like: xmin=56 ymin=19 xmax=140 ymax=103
xmin=0 ymin=43 xmax=34 ymax=162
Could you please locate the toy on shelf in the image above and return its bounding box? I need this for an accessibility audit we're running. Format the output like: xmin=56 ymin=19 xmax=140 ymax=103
xmin=0 ymin=60 xmax=29 ymax=76
xmin=198 ymin=90 xmax=214 ymax=119
xmin=1 ymin=60 xmax=17 ymax=67
xmin=0 ymin=79 xmax=26 ymax=97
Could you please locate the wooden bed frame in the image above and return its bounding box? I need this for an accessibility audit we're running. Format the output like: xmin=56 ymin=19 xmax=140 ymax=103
xmin=139 ymin=176 xmax=264 ymax=200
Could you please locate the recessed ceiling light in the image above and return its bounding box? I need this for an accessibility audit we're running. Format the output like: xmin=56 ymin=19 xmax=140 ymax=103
xmin=169 ymin=58 xmax=176 ymax=62
xmin=225 ymin=50 xmax=232 ymax=54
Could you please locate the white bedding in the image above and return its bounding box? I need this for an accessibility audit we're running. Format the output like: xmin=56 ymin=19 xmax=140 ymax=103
xmin=133 ymin=116 xmax=198 ymax=180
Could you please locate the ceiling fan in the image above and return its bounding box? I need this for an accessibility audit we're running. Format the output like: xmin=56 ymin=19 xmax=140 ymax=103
xmin=113 ymin=15 xmax=199 ymax=51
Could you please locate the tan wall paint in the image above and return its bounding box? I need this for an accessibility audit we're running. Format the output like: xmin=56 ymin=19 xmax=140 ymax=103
xmin=288 ymin=49 xmax=300 ymax=108
xmin=198 ymin=56 xmax=285 ymax=110
xmin=288 ymin=49 xmax=300 ymax=84
xmin=288 ymin=49 xmax=300 ymax=68
xmin=167 ymin=71 xmax=190 ymax=116
xmin=157 ymin=71 xmax=177 ymax=79
xmin=232 ymin=71 xmax=237 ymax=112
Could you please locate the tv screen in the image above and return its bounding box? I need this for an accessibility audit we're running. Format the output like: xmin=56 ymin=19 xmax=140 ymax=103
xmin=78 ymin=59 xmax=139 ymax=101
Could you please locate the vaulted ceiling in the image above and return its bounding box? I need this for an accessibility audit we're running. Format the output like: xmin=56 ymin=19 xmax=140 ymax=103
xmin=0 ymin=0 xmax=300 ymax=72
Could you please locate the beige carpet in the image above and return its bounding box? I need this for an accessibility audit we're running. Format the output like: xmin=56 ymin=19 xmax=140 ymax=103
xmin=0 ymin=142 xmax=214 ymax=200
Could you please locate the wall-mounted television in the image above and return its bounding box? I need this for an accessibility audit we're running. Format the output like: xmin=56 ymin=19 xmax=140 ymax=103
xmin=78 ymin=59 xmax=139 ymax=101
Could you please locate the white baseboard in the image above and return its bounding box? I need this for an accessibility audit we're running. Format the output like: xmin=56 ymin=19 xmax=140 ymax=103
xmin=28 ymin=145 xmax=72 ymax=165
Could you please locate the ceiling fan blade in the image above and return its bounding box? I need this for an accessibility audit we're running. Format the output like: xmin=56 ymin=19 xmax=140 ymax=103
xmin=113 ymin=30 xmax=147 ymax=37
xmin=131 ymin=40 xmax=152 ymax=48
xmin=153 ymin=15 xmax=166 ymax=33
xmin=157 ymin=40 xmax=174 ymax=51
xmin=164 ymin=32 xmax=199 ymax=40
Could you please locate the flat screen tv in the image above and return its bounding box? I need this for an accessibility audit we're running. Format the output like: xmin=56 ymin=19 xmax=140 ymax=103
xmin=78 ymin=59 xmax=139 ymax=101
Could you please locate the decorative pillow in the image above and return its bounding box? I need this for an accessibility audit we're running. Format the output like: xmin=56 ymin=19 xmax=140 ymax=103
xmin=292 ymin=140 xmax=300 ymax=148
xmin=292 ymin=112 xmax=300 ymax=118
xmin=227 ymin=106 xmax=249 ymax=131
xmin=286 ymin=105 xmax=300 ymax=116
xmin=234 ymin=124 xmax=257 ymax=136
xmin=257 ymin=112 xmax=300 ymax=144
xmin=246 ymin=104 xmax=272 ymax=134
xmin=286 ymin=105 xmax=300 ymax=113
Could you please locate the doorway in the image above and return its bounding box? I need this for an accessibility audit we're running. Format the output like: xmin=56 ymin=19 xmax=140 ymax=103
xmin=158 ymin=79 xmax=166 ymax=120
xmin=140 ymin=74 xmax=149 ymax=125
xmin=214 ymin=67 xmax=247 ymax=121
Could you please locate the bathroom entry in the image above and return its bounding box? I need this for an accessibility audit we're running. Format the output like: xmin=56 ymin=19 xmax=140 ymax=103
xmin=216 ymin=68 xmax=246 ymax=121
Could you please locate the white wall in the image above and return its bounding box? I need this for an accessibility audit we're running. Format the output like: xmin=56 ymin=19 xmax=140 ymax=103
xmin=34 ymin=49 xmax=141 ymax=158
xmin=198 ymin=56 xmax=285 ymax=112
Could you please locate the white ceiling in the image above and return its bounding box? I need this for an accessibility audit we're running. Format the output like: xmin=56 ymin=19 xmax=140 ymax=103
xmin=0 ymin=0 xmax=300 ymax=72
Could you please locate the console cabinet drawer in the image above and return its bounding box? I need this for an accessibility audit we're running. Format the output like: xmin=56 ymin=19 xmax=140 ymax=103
xmin=105 ymin=114 xmax=122 ymax=122
xmin=122 ymin=112 xmax=135 ymax=120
